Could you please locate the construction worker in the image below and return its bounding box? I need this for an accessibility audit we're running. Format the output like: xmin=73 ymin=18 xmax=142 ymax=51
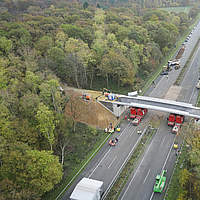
xmin=138 ymin=130 xmax=140 ymax=135
xmin=115 ymin=138 xmax=118 ymax=143
xmin=166 ymin=75 xmax=169 ymax=78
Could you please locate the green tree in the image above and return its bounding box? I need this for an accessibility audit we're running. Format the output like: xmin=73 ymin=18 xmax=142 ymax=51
xmin=83 ymin=2 xmax=89 ymax=9
xmin=36 ymin=103 xmax=56 ymax=151
xmin=0 ymin=36 xmax=12 ymax=56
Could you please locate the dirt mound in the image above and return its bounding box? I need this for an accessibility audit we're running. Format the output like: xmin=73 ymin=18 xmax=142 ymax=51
xmin=175 ymin=46 xmax=185 ymax=59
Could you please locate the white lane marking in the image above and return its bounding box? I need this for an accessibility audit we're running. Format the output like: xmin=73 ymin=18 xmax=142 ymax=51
xmin=160 ymin=136 xmax=166 ymax=147
xmin=149 ymin=191 xmax=154 ymax=200
xmin=118 ymin=122 xmax=131 ymax=139
xmin=193 ymin=70 xmax=195 ymax=74
xmin=189 ymin=84 xmax=197 ymax=103
xmin=143 ymin=169 xmax=151 ymax=184
xmin=162 ymin=137 xmax=176 ymax=171
xmin=104 ymin=127 xmax=147 ymax=199
xmin=89 ymin=122 xmax=130 ymax=178
xmin=149 ymin=76 xmax=164 ymax=97
xmin=129 ymin=127 xmax=137 ymax=137
xmin=149 ymin=138 xmax=175 ymax=200
xmin=188 ymin=81 xmax=191 ymax=86
xmin=157 ymin=91 xmax=161 ymax=96
xmin=121 ymin=129 xmax=158 ymax=200
xmin=107 ymin=156 xmax=117 ymax=170
xmin=89 ymin=148 xmax=112 ymax=178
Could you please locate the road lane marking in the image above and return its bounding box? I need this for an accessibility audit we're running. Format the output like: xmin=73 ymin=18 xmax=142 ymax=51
xmin=121 ymin=128 xmax=158 ymax=200
xmin=129 ymin=127 xmax=137 ymax=137
xmin=189 ymin=84 xmax=197 ymax=103
xmin=118 ymin=122 xmax=131 ymax=139
xmin=103 ymin=127 xmax=148 ymax=199
xmin=150 ymin=136 xmax=176 ymax=200
xmin=143 ymin=169 xmax=151 ymax=184
xmin=157 ymin=90 xmax=161 ymax=96
xmin=193 ymin=70 xmax=195 ymax=74
xmin=89 ymin=122 xmax=130 ymax=178
xmin=160 ymin=136 xmax=166 ymax=146
xmin=188 ymin=81 xmax=191 ymax=86
xmin=149 ymin=76 xmax=164 ymax=97
xmin=107 ymin=156 xmax=117 ymax=169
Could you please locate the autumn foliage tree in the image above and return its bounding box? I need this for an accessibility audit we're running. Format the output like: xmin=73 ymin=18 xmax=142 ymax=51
xmin=65 ymin=90 xmax=89 ymax=131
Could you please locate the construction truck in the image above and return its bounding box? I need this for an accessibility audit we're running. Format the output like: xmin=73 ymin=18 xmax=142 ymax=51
xmin=162 ymin=65 xmax=172 ymax=72
xmin=168 ymin=113 xmax=184 ymax=133
xmin=167 ymin=114 xmax=176 ymax=126
xmin=131 ymin=107 xmax=148 ymax=126
xmin=70 ymin=177 xmax=103 ymax=200
xmin=154 ymin=170 xmax=167 ymax=193
xmin=172 ymin=115 xmax=184 ymax=134
xmin=168 ymin=59 xmax=180 ymax=70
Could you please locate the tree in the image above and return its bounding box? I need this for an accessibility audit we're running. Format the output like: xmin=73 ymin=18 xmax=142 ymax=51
xmin=65 ymin=90 xmax=87 ymax=131
xmin=0 ymin=36 xmax=12 ymax=56
xmin=83 ymin=2 xmax=89 ymax=9
xmin=155 ymin=27 xmax=171 ymax=50
xmin=0 ymin=144 xmax=63 ymax=198
xmin=36 ymin=102 xmax=56 ymax=151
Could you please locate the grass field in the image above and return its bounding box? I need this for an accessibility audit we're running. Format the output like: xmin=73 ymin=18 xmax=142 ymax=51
xmin=158 ymin=6 xmax=192 ymax=14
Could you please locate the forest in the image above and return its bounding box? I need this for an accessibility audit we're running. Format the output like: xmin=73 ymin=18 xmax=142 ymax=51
xmin=0 ymin=0 xmax=199 ymax=199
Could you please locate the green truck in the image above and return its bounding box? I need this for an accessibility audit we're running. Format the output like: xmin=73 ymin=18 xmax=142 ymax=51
xmin=154 ymin=170 xmax=167 ymax=193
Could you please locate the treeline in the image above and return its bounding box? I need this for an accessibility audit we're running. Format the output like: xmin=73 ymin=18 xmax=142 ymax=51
xmin=0 ymin=1 xmax=199 ymax=199
xmin=177 ymin=124 xmax=200 ymax=199
xmin=0 ymin=2 xmax=197 ymax=90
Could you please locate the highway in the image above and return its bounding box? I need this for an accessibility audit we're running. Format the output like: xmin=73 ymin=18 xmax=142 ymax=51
xmin=60 ymin=21 xmax=200 ymax=200
xmin=118 ymin=20 xmax=200 ymax=200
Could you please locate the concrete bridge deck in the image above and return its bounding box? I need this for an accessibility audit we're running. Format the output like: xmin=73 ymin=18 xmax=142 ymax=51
xmin=112 ymin=95 xmax=200 ymax=118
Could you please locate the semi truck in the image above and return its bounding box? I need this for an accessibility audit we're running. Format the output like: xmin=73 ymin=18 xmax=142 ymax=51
xmin=70 ymin=177 xmax=103 ymax=200
xmin=131 ymin=107 xmax=148 ymax=126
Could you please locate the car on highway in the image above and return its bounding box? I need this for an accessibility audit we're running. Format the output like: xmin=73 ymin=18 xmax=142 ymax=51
xmin=160 ymin=72 xmax=169 ymax=75
xmin=182 ymin=42 xmax=186 ymax=45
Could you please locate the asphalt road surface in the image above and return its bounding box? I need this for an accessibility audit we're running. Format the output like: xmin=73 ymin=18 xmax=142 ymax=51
xmin=60 ymin=21 xmax=200 ymax=200
xmin=118 ymin=21 xmax=200 ymax=200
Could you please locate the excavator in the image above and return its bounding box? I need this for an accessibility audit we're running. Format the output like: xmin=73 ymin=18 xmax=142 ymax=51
xmin=102 ymin=88 xmax=111 ymax=96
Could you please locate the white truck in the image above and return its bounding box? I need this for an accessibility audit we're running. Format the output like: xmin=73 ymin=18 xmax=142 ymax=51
xmin=70 ymin=177 xmax=103 ymax=200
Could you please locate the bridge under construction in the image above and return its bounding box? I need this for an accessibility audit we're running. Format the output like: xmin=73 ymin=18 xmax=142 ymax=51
xmin=111 ymin=95 xmax=200 ymax=119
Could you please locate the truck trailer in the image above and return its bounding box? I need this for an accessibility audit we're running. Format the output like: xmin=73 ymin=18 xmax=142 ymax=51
xmin=70 ymin=177 xmax=103 ymax=200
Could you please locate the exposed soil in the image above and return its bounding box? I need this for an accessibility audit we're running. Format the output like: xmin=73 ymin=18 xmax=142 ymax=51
xmin=62 ymin=85 xmax=123 ymax=129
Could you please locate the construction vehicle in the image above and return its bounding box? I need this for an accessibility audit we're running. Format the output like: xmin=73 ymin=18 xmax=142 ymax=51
xmin=102 ymin=88 xmax=110 ymax=96
xmin=167 ymin=114 xmax=176 ymax=126
xmin=168 ymin=114 xmax=184 ymax=133
xmin=131 ymin=107 xmax=148 ymax=126
xmin=82 ymin=93 xmax=91 ymax=100
xmin=154 ymin=170 xmax=167 ymax=193
xmin=168 ymin=59 xmax=180 ymax=70
xmin=70 ymin=177 xmax=103 ymax=200
xmin=162 ymin=65 xmax=172 ymax=72
xmin=172 ymin=115 xmax=184 ymax=134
